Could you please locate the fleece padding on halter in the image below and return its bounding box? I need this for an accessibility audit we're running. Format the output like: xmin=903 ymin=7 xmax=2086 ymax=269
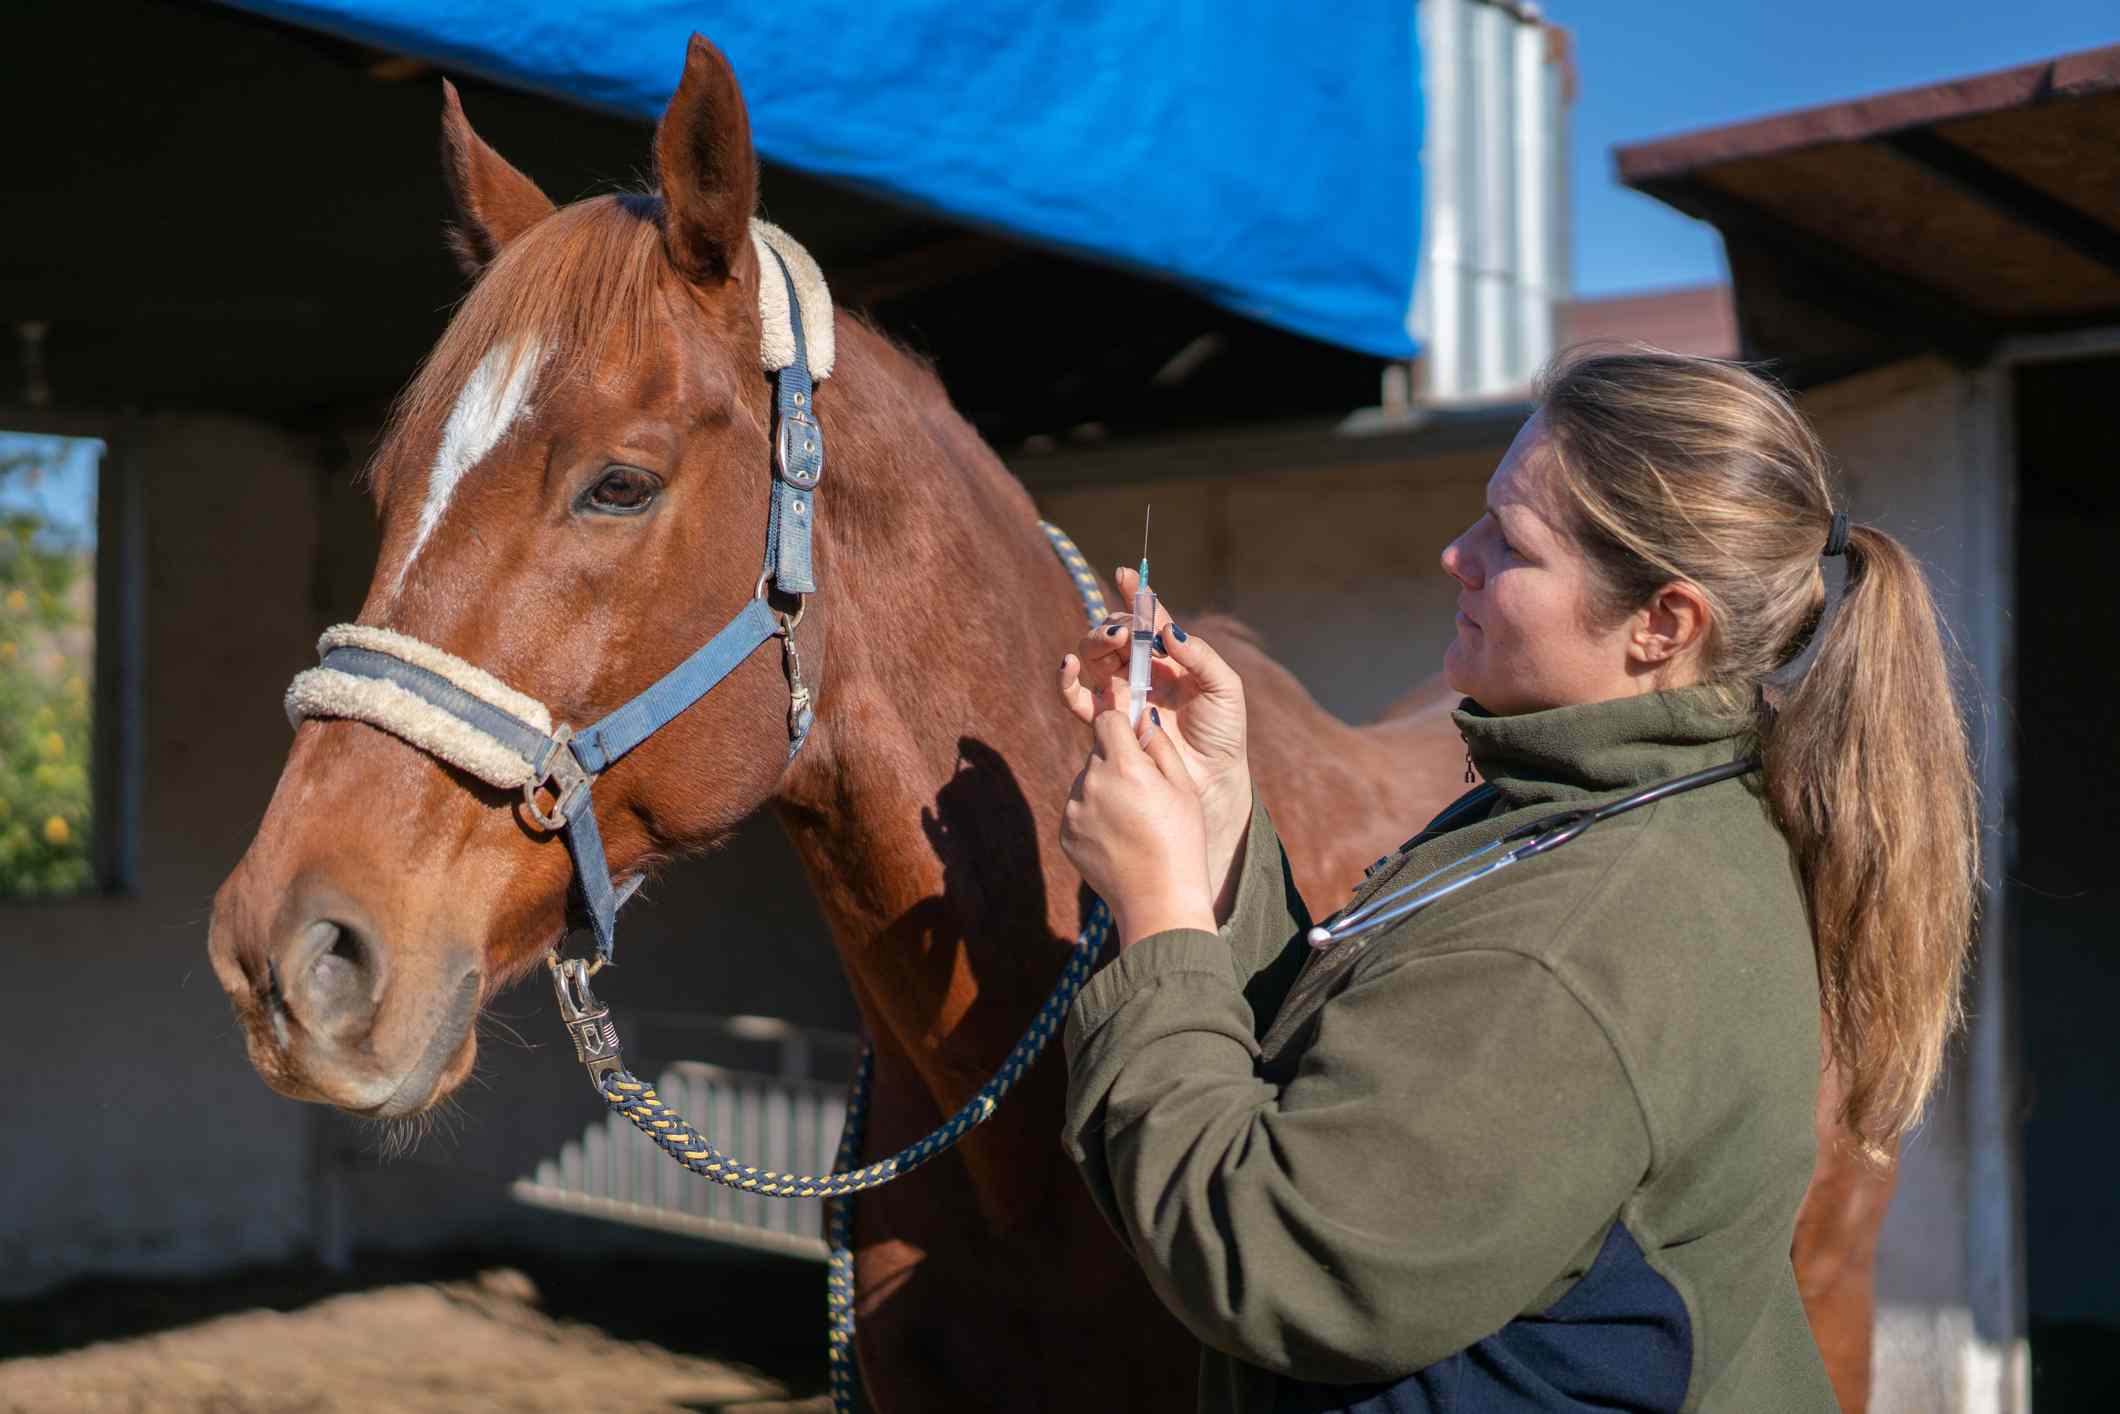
xmin=285 ymin=634 xmax=558 ymax=790
xmin=751 ymin=220 xmax=834 ymax=379
xmin=285 ymin=624 xmax=558 ymax=790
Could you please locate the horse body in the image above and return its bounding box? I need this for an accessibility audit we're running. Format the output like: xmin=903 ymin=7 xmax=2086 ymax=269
xmin=206 ymin=36 xmax=1885 ymax=1412
xmin=752 ymin=311 xmax=1472 ymax=1405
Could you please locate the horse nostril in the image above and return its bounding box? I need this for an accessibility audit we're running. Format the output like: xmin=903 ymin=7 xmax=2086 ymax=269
xmin=285 ymin=917 xmax=384 ymax=1040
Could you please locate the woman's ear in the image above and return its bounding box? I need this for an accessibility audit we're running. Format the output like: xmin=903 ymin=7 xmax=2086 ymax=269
xmin=440 ymin=80 xmax=556 ymax=278
xmin=1630 ymin=582 xmax=1710 ymax=669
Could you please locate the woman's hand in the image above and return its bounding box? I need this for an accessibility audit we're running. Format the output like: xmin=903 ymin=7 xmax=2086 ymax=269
xmin=1060 ymin=567 xmax=1254 ymax=919
xmin=1060 ymin=709 xmax=1216 ymax=949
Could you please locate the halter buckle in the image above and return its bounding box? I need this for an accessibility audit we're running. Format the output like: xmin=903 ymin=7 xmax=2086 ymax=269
xmin=547 ymin=953 xmax=624 ymax=1089
xmin=522 ymin=724 xmax=591 ymax=833
xmin=774 ymin=407 xmax=823 ymax=490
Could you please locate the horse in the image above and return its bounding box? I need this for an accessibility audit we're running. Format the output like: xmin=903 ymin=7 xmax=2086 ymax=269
xmin=207 ymin=35 xmax=1891 ymax=1411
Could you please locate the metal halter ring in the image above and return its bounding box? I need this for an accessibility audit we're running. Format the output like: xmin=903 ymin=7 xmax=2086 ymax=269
xmin=752 ymin=572 xmax=809 ymax=633
xmin=521 ymin=724 xmax=591 ymax=832
xmin=544 ymin=947 xmax=606 ymax=979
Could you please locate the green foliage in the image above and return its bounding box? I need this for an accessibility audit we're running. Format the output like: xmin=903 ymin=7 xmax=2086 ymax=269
xmin=0 ymin=456 xmax=95 ymax=897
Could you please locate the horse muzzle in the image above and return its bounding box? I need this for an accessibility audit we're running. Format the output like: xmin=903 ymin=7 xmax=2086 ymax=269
xmin=210 ymin=875 xmax=483 ymax=1117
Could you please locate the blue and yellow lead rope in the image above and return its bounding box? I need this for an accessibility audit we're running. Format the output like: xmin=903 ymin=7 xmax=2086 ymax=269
xmin=596 ymin=522 xmax=1111 ymax=1413
xmin=594 ymin=906 xmax=1103 ymax=1199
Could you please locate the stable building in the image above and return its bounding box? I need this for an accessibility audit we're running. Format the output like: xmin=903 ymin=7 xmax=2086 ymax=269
xmin=0 ymin=0 xmax=1564 ymax=1294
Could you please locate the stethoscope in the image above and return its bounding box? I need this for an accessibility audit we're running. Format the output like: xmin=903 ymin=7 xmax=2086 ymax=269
xmin=1305 ymin=758 xmax=1762 ymax=949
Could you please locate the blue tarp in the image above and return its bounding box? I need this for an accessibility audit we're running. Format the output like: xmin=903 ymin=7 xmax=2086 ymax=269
xmin=224 ymin=2 xmax=1421 ymax=357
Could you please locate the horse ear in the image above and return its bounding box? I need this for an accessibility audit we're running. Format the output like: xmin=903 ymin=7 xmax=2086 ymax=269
xmin=439 ymin=80 xmax=556 ymax=279
xmin=654 ymin=35 xmax=758 ymax=285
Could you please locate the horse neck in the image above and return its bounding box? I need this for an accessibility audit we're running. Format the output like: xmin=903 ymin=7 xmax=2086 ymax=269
xmin=771 ymin=327 xmax=1097 ymax=1130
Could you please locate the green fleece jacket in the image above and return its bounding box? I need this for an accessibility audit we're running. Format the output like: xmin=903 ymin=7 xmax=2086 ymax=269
xmin=1062 ymin=687 xmax=1836 ymax=1412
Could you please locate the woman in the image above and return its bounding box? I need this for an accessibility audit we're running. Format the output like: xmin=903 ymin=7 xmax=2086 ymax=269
xmin=1055 ymin=350 xmax=1976 ymax=1412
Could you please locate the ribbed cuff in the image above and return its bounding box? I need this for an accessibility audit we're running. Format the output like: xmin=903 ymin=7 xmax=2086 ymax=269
xmin=1066 ymin=928 xmax=1236 ymax=1055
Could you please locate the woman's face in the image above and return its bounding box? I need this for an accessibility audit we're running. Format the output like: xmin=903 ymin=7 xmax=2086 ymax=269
xmin=1440 ymin=414 xmax=1649 ymax=715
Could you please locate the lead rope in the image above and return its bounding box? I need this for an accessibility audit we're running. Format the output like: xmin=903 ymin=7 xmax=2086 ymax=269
xmin=561 ymin=522 xmax=1110 ymax=1413
xmin=828 ymin=523 xmax=1109 ymax=1411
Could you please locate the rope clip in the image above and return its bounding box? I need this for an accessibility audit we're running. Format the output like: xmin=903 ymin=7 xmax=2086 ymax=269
xmin=778 ymin=611 xmax=813 ymax=742
xmin=752 ymin=574 xmax=814 ymax=745
xmin=547 ymin=952 xmax=624 ymax=1091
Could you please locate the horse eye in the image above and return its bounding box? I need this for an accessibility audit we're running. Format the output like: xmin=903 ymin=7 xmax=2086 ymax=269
xmin=584 ymin=466 xmax=661 ymax=515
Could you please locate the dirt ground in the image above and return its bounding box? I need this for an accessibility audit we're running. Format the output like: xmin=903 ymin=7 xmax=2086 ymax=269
xmin=0 ymin=1255 xmax=833 ymax=1414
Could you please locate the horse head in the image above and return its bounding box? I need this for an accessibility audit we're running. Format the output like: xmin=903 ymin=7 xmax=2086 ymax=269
xmin=208 ymin=37 xmax=824 ymax=1117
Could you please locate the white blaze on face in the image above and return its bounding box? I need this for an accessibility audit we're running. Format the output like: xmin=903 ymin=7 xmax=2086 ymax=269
xmin=391 ymin=339 xmax=542 ymax=596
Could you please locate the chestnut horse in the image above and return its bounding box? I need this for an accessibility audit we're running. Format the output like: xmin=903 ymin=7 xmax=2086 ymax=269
xmin=207 ymin=36 xmax=1891 ymax=1411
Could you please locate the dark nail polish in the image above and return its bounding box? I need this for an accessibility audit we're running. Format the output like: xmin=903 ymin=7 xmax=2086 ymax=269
xmin=1153 ymin=632 xmax=1167 ymax=655
xmin=1150 ymin=707 xmax=1161 ymax=726
xmin=1105 ymin=624 xmax=1121 ymax=637
xmin=1170 ymin=624 xmax=1188 ymax=643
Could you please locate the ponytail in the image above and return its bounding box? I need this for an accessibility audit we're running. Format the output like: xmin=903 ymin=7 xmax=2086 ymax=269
xmin=1536 ymin=348 xmax=1980 ymax=1155
xmin=1763 ymin=527 xmax=1977 ymax=1150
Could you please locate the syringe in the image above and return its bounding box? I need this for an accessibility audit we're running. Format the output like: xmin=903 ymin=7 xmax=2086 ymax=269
xmin=1129 ymin=506 xmax=1156 ymax=729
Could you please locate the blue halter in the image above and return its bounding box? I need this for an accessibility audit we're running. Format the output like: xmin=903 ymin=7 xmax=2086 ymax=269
xmin=313 ymin=247 xmax=823 ymax=965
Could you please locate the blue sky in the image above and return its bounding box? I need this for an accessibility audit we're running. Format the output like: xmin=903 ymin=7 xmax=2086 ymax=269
xmin=0 ymin=434 xmax=102 ymax=551
xmin=1561 ymin=3 xmax=2117 ymax=296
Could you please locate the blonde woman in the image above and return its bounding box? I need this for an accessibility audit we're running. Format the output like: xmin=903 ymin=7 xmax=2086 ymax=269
xmin=1056 ymin=350 xmax=1976 ymax=1412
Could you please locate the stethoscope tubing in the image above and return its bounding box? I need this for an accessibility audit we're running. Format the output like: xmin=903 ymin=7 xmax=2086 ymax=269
xmin=1309 ymin=758 xmax=1761 ymax=949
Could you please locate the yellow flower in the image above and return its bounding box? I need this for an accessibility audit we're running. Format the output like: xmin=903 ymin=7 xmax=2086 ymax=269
xmin=65 ymin=675 xmax=86 ymax=698
xmin=41 ymin=731 xmax=65 ymax=758
xmin=3 ymin=589 xmax=25 ymax=613
xmin=42 ymin=816 xmax=70 ymax=846
xmin=0 ymin=641 xmax=14 ymax=662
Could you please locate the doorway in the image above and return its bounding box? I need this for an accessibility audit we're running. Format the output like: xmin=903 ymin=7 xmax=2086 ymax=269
xmin=2013 ymin=350 xmax=2120 ymax=1411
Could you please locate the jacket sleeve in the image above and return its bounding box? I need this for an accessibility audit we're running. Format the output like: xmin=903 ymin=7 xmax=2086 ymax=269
xmin=1062 ymin=932 xmax=1651 ymax=1381
xmin=1217 ymin=788 xmax=1314 ymax=999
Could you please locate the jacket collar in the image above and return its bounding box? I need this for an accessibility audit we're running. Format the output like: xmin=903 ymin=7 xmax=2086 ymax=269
xmin=1454 ymin=686 xmax=1755 ymax=809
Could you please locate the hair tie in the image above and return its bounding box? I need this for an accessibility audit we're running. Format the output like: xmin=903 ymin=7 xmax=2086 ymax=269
xmin=1823 ymin=511 xmax=1850 ymax=557
xmin=1764 ymin=511 xmax=1852 ymax=691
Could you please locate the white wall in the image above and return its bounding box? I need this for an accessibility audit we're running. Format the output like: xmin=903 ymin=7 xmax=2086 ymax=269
xmin=2 ymin=413 xmax=323 ymax=1296
xmin=0 ymin=410 xmax=856 ymax=1295
xmin=1800 ymin=358 xmax=2024 ymax=1414
xmin=5 ymin=373 xmax=2027 ymax=1414
xmin=1032 ymin=441 xmax=1499 ymax=724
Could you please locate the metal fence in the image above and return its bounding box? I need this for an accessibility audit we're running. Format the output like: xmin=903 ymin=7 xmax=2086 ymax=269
xmin=512 ymin=1013 xmax=859 ymax=1261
